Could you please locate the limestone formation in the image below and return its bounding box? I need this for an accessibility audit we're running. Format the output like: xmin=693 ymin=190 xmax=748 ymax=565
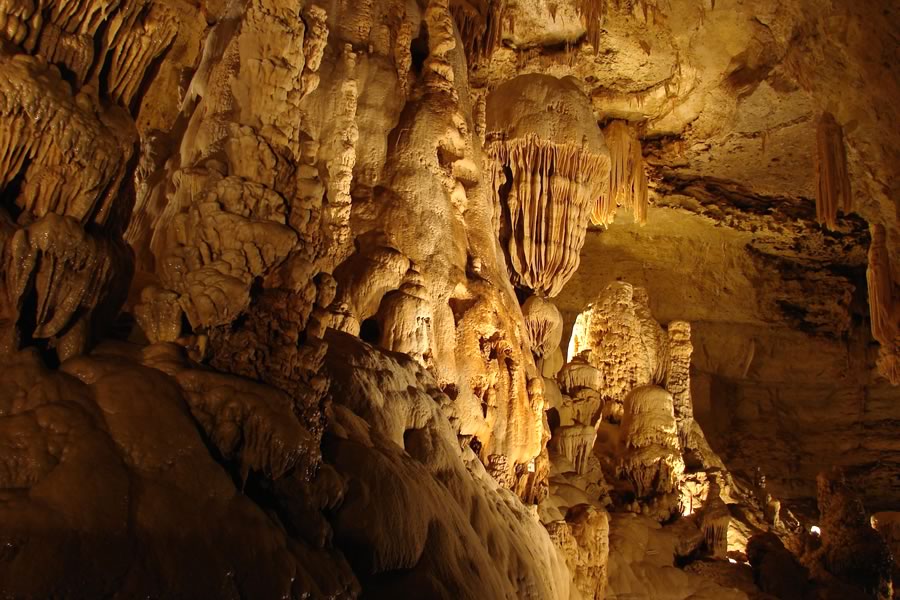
xmin=486 ymin=73 xmax=611 ymax=297
xmin=619 ymin=385 xmax=685 ymax=515
xmin=594 ymin=120 xmax=648 ymax=226
xmin=815 ymin=112 xmax=852 ymax=230
xmin=569 ymin=282 xmax=669 ymax=417
xmin=0 ymin=53 xmax=135 ymax=356
xmin=558 ymin=358 xmax=605 ymax=424
xmin=545 ymin=504 xmax=610 ymax=600
xmin=872 ymin=511 xmax=900 ymax=594
xmin=699 ymin=480 xmax=731 ymax=559
xmin=0 ymin=0 xmax=897 ymax=598
xmin=666 ymin=320 xmax=695 ymax=448
xmin=815 ymin=468 xmax=894 ymax=599
xmin=867 ymin=223 xmax=900 ymax=384
xmin=523 ymin=294 xmax=564 ymax=359
xmin=553 ymin=423 xmax=598 ymax=475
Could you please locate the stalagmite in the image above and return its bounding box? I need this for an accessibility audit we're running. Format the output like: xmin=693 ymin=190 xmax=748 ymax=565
xmin=133 ymin=285 xmax=183 ymax=343
xmin=867 ymin=223 xmax=899 ymax=384
xmin=545 ymin=505 xmax=610 ymax=600
xmin=594 ymin=120 xmax=648 ymax=226
xmin=815 ymin=112 xmax=852 ymax=230
xmin=666 ymin=320 xmax=695 ymax=447
xmin=619 ymin=385 xmax=684 ymax=516
xmin=568 ymin=282 xmax=669 ymax=415
xmin=486 ymin=74 xmax=611 ymax=297
xmin=375 ymin=276 xmax=434 ymax=368
xmin=699 ymin=479 xmax=731 ymax=559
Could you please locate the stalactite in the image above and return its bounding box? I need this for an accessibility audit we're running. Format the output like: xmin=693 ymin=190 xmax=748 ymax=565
xmin=0 ymin=52 xmax=134 ymax=356
xmin=486 ymin=74 xmax=611 ymax=297
xmin=594 ymin=120 xmax=648 ymax=226
xmin=554 ymin=423 xmax=598 ymax=474
xmin=867 ymin=224 xmax=899 ymax=384
xmin=576 ymin=0 xmax=606 ymax=52
xmin=0 ymin=54 xmax=133 ymax=227
xmin=101 ymin=0 xmax=177 ymax=107
xmin=6 ymin=213 xmax=129 ymax=348
xmin=450 ymin=0 xmax=504 ymax=63
xmin=558 ymin=358 xmax=604 ymax=425
xmin=488 ymin=135 xmax=611 ymax=295
xmin=815 ymin=112 xmax=852 ymax=230
xmin=576 ymin=0 xmax=660 ymax=53
xmin=522 ymin=295 xmax=563 ymax=359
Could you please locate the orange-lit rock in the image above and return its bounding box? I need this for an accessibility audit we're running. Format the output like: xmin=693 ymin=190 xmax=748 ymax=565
xmin=0 ymin=0 xmax=897 ymax=597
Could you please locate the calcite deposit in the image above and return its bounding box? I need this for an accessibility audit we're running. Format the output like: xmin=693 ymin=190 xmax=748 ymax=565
xmin=0 ymin=0 xmax=897 ymax=598
xmin=486 ymin=73 xmax=611 ymax=297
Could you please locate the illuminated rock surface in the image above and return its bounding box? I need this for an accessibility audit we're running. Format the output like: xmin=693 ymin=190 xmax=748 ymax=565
xmin=0 ymin=0 xmax=897 ymax=598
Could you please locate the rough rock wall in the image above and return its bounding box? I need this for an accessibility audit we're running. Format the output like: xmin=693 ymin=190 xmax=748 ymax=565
xmin=322 ymin=330 xmax=572 ymax=598
xmin=0 ymin=0 xmax=898 ymax=597
xmin=559 ymin=212 xmax=900 ymax=509
xmin=326 ymin=0 xmax=546 ymax=488
xmin=0 ymin=0 xmax=574 ymax=596
xmin=0 ymin=342 xmax=354 ymax=598
xmin=0 ymin=331 xmax=575 ymax=598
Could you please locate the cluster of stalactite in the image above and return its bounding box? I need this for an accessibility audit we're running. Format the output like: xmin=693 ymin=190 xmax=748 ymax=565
xmin=814 ymin=112 xmax=852 ymax=230
xmin=449 ymin=0 xmax=504 ymax=63
xmin=575 ymin=0 xmax=662 ymax=53
xmin=486 ymin=74 xmax=611 ymax=297
xmin=593 ymin=120 xmax=648 ymax=226
xmin=0 ymin=0 xmax=178 ymax=359
xmin=488 ymin=135 xmax=611 ymax=296
xmin=867 ymin=224 xmax=899 ymax=384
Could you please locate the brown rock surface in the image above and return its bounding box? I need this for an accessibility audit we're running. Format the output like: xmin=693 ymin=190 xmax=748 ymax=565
xmin=0 ymin=0 xmax=897 ymax=597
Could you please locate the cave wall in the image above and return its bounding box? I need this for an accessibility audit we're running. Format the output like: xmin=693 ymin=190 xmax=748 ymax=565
xmin=0 ymin=0 xmax=898 ymax=598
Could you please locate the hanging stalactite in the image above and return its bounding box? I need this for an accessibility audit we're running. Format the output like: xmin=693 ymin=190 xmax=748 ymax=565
xmin=486 ymin=74 xmax=611 ymax=297
xmin=576 ymin=0 xmax=606 ymax=52
xmin=450 ymin=0 xmax=505 ymax=63
xmin=575 ymin=0 xmax=660 ymax=53
xmin=867 ymin=224 xmax=899 ymax=384
xmin=815 ymin=111 xmax=852 ymax=230
xmin=593 ymin=120 xmax=648 ymax=226
xmin=488 ymin=135 xmax=611 ymax=296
